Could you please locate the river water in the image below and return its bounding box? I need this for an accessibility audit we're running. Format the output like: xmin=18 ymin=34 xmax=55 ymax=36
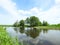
xmin=6 ymin=27 xmax=60 ymax=45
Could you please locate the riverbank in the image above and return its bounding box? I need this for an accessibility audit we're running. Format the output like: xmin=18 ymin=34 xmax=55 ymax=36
xmin=34 ymin=26 xmax=60 ymax=30
xmin=0 ymin=25 xmax=13 ymax=27
xmin=0 ymin=26 xmax=19 ymax=45
xmin=0 ymin=25 xmax=60 ymax=30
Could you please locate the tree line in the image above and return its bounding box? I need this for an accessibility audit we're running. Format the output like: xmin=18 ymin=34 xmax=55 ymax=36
xmin=13 ymin=16 xmax=49 ymax=27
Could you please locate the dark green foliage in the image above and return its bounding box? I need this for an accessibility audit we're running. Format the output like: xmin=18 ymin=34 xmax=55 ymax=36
xmin=19 ymin=20 xmax=25 ymax=27
xmin=39 ymin=21 xmax=42 ymax=26
xmin=13 ymin=16 xmax=50 ymax=27
xmin=13 ymin=21 xmax=19 ymax=27
xmin=30 ymin=16 xmax=40 ymax=27
xmin=42 ymin=21 xmax=49 ymax=26
xmin=25 ymin=17 xmax=30 ymax=24
xmin=57 ymin=24 xmax=60 ymax=26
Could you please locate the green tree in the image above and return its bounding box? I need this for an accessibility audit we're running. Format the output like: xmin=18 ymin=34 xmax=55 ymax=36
xmin=30 ymin=16 xmax=40 ymax=27
xmin=25 ymin=17 xmax=30 ymax=24
xmin=39 ymin=21 xmax=42 ymax=26
xmin=42 ymin=21 xmax=49 ymax=26
xmin=19 ymin=20 xmax=25 ymax=27
xmin=13 ymin=21 xmax=19 ymax=27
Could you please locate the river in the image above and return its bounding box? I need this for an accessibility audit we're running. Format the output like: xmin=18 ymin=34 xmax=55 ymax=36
xmin=6 ymin=27 xmax=60 ymax=45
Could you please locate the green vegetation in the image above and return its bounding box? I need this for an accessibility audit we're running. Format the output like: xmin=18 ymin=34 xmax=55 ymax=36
xmin=13 ymin=16 xmax=43 ymax=27
xmin=0 ymin=16 xmax=60 ymax=45
xmin=42 ymin=21 xmax=49 ymax=26
xmin=0 ymin=26 xmax=19 ymax=45
xmin=29 ymin=16 xmax=40 ymax=27
xmin=25 ymin=17 xmax=30 ymax=24
xmin=35 ymin=26 xmax=60 ymax=30
xmin=19 ymin=20 xmax=25 ymax=27
xmin=13 ymin=21 xmax=19 ymax=27
xmin=13 ymin=16 xmax=60 ymax=29
xmin=0 ymin=25 xmax=13 ymax=27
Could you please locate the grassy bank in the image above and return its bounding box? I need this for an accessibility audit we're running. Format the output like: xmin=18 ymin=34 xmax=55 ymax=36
xmin=0 ymin=25 xmax=13 ymax=27
xmin=35 ymin=26 xmax=60 ymax=30
xmin=0 ymin=26 xmax=19 ymax=45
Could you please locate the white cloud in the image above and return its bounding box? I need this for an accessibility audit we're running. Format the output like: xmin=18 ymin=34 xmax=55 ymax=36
xmin=18 ymin=0 xmax=60 ymax=24
xmin=0 ymin=0 xmax=22 ymax=24
xmin=0 ymin=0 xmax=20 ymax=20
xmin=0 ymin=14 xmax=17 ymax=25
xmin=55 ymin=0 xmax=60 ymax=4
xmin=0 ymin=0 xmax=60 ymax=24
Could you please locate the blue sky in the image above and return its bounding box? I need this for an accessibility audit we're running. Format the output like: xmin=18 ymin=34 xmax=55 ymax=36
xmin=13 ymin=0 xmax=55 ymax=10
xmin=0 ymin=0 xmax=60 ymax=25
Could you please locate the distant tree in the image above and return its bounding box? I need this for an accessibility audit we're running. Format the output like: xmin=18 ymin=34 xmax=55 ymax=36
xmin=19 ymin=20 xmax=25 ymax=27
xmin=39 ymin=21 xmax=42 ymax=26
xmin=25 ymin=17 xmax=30 ymax=24
xmin=42 ymin=21 xmax=49 ymax=26
xmin=30 ymin=16 xmax=40 ymax=27
xmin=13 ymin=21 xmax=19 ymax=27
xmin=57 ymin=24 xmax=60 ymax=26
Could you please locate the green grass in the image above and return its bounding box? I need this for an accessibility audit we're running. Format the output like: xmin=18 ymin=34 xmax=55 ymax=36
xmin=0 ymin=26 xmax=19 ymax=45
xmin=0 ymin=25 xmax=13 ymax=27
xmin=35 ymin=26 xmax=60 ymax=30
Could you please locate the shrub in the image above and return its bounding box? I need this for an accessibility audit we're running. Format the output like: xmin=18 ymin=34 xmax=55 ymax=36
xmin=0 ymin=27 xmax=19 ymax=45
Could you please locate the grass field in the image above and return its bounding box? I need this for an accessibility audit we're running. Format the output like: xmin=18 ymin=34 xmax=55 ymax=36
xmin=35 ymin=26 xmax=60 ymax=30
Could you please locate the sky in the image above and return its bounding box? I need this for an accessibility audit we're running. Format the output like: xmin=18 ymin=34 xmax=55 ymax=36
xmin=0 ymin=0 xmax=60 ymax=25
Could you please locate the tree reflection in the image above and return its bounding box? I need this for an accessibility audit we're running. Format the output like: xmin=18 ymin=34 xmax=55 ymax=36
xmin=14 ymin=27 xmax=25 ymax=33
xmin=43 ymin=29 xmax=48 ymax=33
xmin=26 ymin=28 xmax=42 ymax=38
xmin=19 ymin=27 xmax=25 ymax=33
xmin=14 ymin=27 xmax=18 ymax=33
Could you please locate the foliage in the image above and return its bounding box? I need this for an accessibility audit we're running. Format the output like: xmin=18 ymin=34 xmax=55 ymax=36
xmin=13 ymin=21 xmax=19 ymax=27
xmin=42 ymin=21 xmax=49 ymax=26
xmin=39 ymin=21 xmax=42 ymax=26
xmin=25 ymin=17 xmax=30 ymax=24
xmin=0 ymin=27 xmax=19 ymax=45
xmin=30 ymin=16 xmax=40 ymax=27
xmin=19 ymin=20 xmax=25 ymax=27
xmin=13 ymin=16 xmax=60 ymax=27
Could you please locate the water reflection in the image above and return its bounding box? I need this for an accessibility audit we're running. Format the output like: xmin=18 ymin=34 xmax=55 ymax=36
xmin=42 ymin=29 xmax=48 ymax=34
xmin=14 ymin=27 xmax=18 ymax=32
xmin=12 ymin=27 xmax=60 ymax=45
xmin=26 ymin=28 xmax=41 ymax=38
xmin=19 ymin=27 xmax=25 ymax=33
xmin=14 ymin=27 xmax=48 ymax=38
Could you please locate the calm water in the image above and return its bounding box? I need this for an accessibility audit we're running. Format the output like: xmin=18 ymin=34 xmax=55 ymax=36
xmin=6 ymin=27 xmax=60 ymax=45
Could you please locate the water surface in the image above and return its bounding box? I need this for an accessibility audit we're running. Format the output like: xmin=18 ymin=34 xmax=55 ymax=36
xmin=6 ymin=27 xmax=60 ymax=45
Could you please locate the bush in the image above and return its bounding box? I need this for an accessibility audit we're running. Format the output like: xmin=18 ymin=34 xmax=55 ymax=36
xmin=0 ymin=27 xmax=19 ymax=45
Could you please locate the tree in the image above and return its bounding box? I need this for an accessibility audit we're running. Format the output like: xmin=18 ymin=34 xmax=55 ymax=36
xmin=42 ymin=21 xmax=49 ymax=26
xmin=19 ymin=20 xmax=25 ymax=27
xmin=25 ymin=17 xmax=30 ymax=24
xmin=39 ymin=21 xmax=42 ymax=26
xmin=13 ymin=21 xmax=19 ymax=27
xmin=30 ymin=16 xmax=40 ymax=27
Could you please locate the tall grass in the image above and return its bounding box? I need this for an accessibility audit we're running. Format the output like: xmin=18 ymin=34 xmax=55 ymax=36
xmin=0 ymin=26 xmax=19 ymax=45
